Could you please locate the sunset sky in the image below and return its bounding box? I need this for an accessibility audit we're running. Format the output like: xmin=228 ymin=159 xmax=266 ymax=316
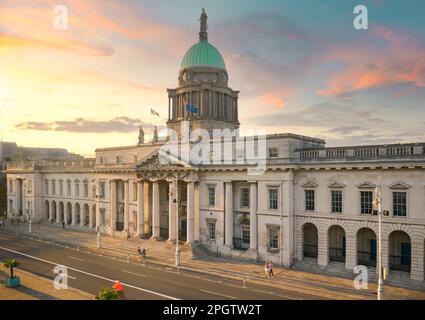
xmin=1 ymin=0 xmax=425 ymax=156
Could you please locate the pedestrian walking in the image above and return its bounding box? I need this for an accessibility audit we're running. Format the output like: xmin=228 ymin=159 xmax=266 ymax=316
xmin=264 ymin=262 xmax=271 ymax=278
xmin=269 ymin=261 xmax=274 ymax=277
xmin=62 ymin=221 xmax=65 ymax=229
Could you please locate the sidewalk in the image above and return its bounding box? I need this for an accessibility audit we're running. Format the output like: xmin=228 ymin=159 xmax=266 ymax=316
xmin=2 ymin=221 xmax=425 ymax=300
xmin=0 ymin=268 xmax=91 ymax=300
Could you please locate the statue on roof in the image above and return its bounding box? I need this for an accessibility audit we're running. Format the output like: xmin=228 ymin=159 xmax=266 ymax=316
xmin=138 ymin=125 xmax=145 ymax=145
xmin=152 ymin=126 xmax=158 ymax=143
xmin=199 ymin=7 xmax=208 ymax=41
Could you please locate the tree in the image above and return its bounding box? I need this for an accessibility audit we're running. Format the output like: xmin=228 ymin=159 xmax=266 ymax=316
xmin=94 ymin=287 xmax=121 ymax=300
xmin=3 ymin=259 xmax=20 ymax=279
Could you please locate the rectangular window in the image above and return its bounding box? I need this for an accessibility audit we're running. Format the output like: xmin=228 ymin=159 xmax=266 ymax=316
xmin=305 ymin=190 xmax=315 ymax=211
xmin=44 ymin=180 xmax=49 ymax=195
xmin=393 ymin=192 xmax=407 ymax=217
xmin=269 ymin=228 xmax=279 ymax=250
xmin=331 ymin=190 xmax=343 ymax=213
xmin=268 ymin=148 xmax=278 ymax=158
xmin=59 ymin=182 xmax=63 ymax=196
xmin=52 ymin=181 xmax=56 ymax=195
xmin=67 ymin=181 xmax=71 ymax=196
xmin=241 ymin=227 xmax=250 ymax=245
xmin=75 ymin=183 xmax=80 ymax=196
xmin=208 ymin=222 xmax=216 ymax=240
xmin=208 ymin=187 xmax=216 ymax=206
xmin=268 ymin=189 xmax=278 ymax=210
xmin=27 ymin=181 xmax=32 ymax=194
xmin=8 ymin=180 xmax=13 ymax=193
xmin=84 ymin=183 xmax=89 ymax=197
xmin=240 ymin=188 xmax=250 ymax=208
xmin=360 ymin=191 xmax=373 ymax=214
xmin=100 ymin=182 xmax=106 ymax=199
xmin=133 ymin=182 xmax=138 ymax=201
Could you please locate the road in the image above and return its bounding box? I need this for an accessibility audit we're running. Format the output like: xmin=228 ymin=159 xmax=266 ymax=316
xmin=0 ymin=231 xmax=327 ymax=300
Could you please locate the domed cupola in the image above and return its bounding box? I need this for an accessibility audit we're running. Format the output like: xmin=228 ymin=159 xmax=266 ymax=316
xmin=166 ymin=8 xmax=240 ymax=139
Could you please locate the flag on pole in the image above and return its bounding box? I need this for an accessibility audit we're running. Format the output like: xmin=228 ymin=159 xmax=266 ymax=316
xmin=185 ymin=104 xmax=199 ymax=114
xmin=150 ymin=108 xmax=160 ymax=117
xmin=373 ymin=177 xmax=382 ymax=211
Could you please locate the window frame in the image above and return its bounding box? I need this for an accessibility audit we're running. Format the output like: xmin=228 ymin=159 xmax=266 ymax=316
xmin=268 ymin=147 xmax=278 ymax=158
xmin=207 ymin=186 xmax=216 ymax=207
xmin=240 ymin=187 xmax=250 ymax=208
xmin=268 ymin=226 xmax=280 ymax=251
xmin=305 ymin=189 xmax=315 ymax=211
xmin=360 ymin=190 xmax=373 ymax=215
xmin=331 ymin=190 xmax=343 ymax=214
xmin=392 ymin=191 xmax=407 ymax=217
xmin=268 ymin=188 xmax=279 ymax=210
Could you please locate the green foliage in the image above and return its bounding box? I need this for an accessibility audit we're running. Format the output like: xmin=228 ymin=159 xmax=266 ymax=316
xmin=94 ymin=287 xmax=121 ymax=300
xmin=2 ymin=259 xmax=20 ymax=279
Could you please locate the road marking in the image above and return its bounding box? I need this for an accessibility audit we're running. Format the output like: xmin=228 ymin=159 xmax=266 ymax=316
xmin=69 ymin=256 xmax=85 ymax=262
xmin=200 ymin=289 xmax=236 ymax=299
xmin=203 ymin=278 xmax=223 ymax=284
xmin=0 ymin=246 xmax=179 ymax=300
xmin=123 ymin=270 xmax=146 ymax=278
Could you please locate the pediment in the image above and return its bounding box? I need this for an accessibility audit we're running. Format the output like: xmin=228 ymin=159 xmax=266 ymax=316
xmin=356 ymin=181 xmax=376 ymax=189
xmin=136 ymin=150 xmax=191 ymax=171
xmin=328 ymin=182 xmax=345 ymax=189
xmin=389 ymin=182 xmax=411 ymax=190
xmin=302 ymin=181 xmax=318 ymax=188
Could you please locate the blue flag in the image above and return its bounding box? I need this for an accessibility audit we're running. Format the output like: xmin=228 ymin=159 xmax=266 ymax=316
xmin=185 ymin=104 xmax=199 ymax=114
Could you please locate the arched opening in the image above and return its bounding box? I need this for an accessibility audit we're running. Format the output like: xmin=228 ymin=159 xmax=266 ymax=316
xmin=91 ymin=204 xmax=96 ymax=228
xmin=75 ymin=203 xmax=81 ymax=225
xmin=234 ymin=216 xmax=250 ymax=250
xmin=328 ymin=225 xmax=346 ymax=262
xmin=303 ymin=223 xmax=318 ymax=259
xmin=389 ymin=230 xmax=411 ymax=273
xmin=66 ymin=202 xmax=72 ymax=225
xmin=357 ymin=228 xmax=377 ymax=267
xmin=59 ymin=202 xmax=64 ymax=223
xmin=83 ymin=204 xmax=89 ymax=227
xmin=51 ymin=201 xmax=57 ymax=222
xmin=44 ymin=200 xmax=50 ymax=221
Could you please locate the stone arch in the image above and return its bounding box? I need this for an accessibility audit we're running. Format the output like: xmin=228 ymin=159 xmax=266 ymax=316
xmin=357 ymin=227 xmax=377 ymax=267
xmin=302 ymin=222 xmax=318 ymax=259
xmin=83 ymin=203 xmax=89 ymax=227
xmin=384 ymin=223 xmax=412 ymax=240
xmin=66 ymin=202 xmax=72 ymax=225
xmin=51 ymin=201 xmax=57 ymax=222
xmin=353 ymin=220 xmax=379 ymax=236
xmin=59 ymin=201 xmax=64 ymax=223
xmin=44 ymin=200 xmax=50 ymax=221
xmin=389 ymin=230 xmax=411 ymax=273
xmin=75 ymin=203 xmax=81 ymax=225
xmin=328 ymin=225 xmax=346 ymax=262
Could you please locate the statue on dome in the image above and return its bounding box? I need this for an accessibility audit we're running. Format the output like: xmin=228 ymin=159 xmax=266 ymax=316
xmin=138 ymin=125 xmax=144 ymax=145
xmin=199 ymin=7 xmax=208 ymax=41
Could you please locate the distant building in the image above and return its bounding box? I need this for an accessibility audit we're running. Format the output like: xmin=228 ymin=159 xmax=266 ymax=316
xmin=6 ymin=9 xmax=425 ymax=286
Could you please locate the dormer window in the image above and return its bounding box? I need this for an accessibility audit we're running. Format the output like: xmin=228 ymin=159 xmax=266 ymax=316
xmin=268 ymin=147 xmax=278 ymax=158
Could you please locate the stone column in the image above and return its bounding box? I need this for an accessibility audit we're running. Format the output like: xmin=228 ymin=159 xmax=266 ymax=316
xmin=167 ymin=180 xmax=176 ymax=242
xmin=249 ymin=181 xmax=258 ymax=251
xmin=410 ymin=232 xmax=424 ymax=281
xmin=151 ymin=180 xmax=160 ymax=240
xmin=318 ymin=224 xmax=329 ymax=266
xmin=345 ymin=233 xmax=357 ymax=270
xmin=187 ymin=181 xmax=195 ymax=244
xmin=95 ymin=180 xmax=101 ymax=230
xmin=143 ymin=181 xmax=151 ymax=235
xmin=123 ymin=180 xmax=129 ymax=236
xmin=72 ymin=204 xmax=76 ymax=226
xmin=287 ymin=171 xmax=295 ymax=263
xmin=110 ymin=180 xmax=117 ymax=231
xmin=137 ymin=181 xmax=144 ymax=236
xmin=224 ymin=181 xmax=233 ymax=248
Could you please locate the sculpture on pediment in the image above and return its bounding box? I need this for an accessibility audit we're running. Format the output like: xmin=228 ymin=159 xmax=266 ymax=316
xmin=138 ymin=125 xmax=145 ymax=145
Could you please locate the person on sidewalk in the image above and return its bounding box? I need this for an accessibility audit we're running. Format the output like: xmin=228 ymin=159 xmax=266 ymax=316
xmin=264 ymin=262 xmax=271 ymax=278
xmin=269 ymin=261 xmax=274 ymax=277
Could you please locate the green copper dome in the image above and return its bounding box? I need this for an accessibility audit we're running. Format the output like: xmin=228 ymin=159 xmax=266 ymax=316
xmin=180 ymin=40 xmax=226 ymax=70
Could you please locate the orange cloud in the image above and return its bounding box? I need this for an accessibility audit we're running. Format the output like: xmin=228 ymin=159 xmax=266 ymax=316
xmin=262 ymin=93 xmax=286 ymax=109
xmin=317 ymin=24 xmax=425 ymax=96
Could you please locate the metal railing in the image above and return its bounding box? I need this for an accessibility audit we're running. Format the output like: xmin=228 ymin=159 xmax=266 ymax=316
xmin=357 ymin=250 xmax=376 ymax=267
xmin=389 ymin=255 xmax=411 ymax=272
xmin=303 ymin=244 xmax=318 ymax=258
xmin=329 ymin=247 xmax=345 ymax=262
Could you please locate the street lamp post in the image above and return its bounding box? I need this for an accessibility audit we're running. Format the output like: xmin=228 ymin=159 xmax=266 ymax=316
xmin=175 ymin=179 xmax=180 ymax=267
xmin=374 ymin=176 xmax=384 ymax=300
